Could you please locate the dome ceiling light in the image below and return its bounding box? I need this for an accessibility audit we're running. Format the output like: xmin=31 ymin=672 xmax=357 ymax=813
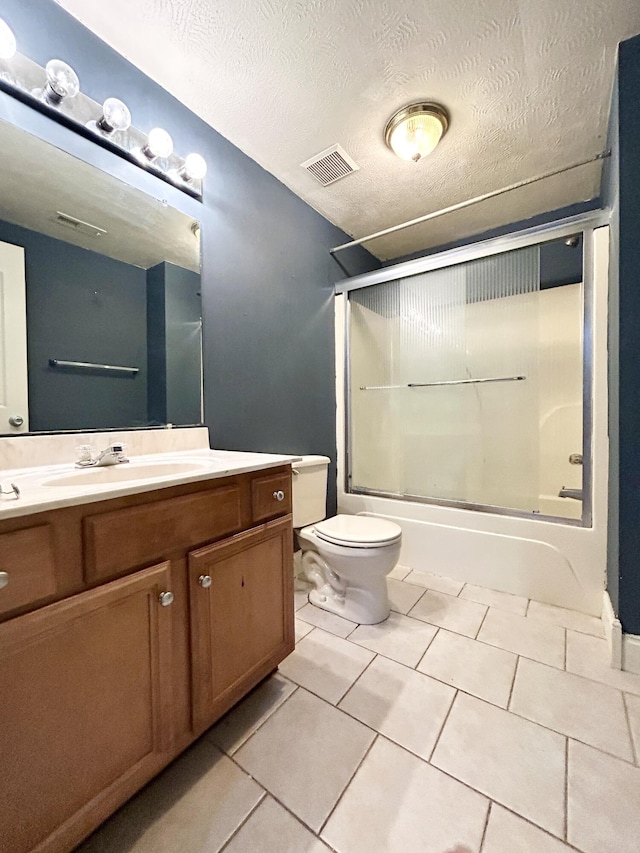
xmin=385 ymin=102 xmax=449 ymax=162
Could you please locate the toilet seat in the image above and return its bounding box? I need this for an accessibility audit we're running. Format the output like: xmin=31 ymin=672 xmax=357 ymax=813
xmin=314 ymin=515 xmax=402 ymax=549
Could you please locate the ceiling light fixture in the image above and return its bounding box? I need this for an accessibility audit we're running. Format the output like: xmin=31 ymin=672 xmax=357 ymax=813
xmin=385 ymin=102 xmax=449 ymax=162
xmin=0 ymin=18 xmax=16 ymax=59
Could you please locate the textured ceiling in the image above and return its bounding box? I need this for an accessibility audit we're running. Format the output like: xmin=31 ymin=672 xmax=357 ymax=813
xmin=53 ymin=0 xmax=640 ymax=260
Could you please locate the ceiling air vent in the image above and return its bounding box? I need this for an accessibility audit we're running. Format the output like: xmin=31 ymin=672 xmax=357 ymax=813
xmin=53 ymin=211 xmax=107 ymax=238
xmin=301 ymin=144 xmax=359 ymax=187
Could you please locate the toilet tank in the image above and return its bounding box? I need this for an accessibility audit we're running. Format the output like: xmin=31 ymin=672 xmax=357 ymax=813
xmin=291 ymin=455 xmax=330 ymax=527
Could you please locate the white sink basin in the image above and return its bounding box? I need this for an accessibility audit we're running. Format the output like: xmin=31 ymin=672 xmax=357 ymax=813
xmin=42 ymin=461 xmax=208 ymax=487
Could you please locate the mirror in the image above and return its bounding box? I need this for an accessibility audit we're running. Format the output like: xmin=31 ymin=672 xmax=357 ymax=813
xmin=0 ymin=118 xmax=202 ymax=435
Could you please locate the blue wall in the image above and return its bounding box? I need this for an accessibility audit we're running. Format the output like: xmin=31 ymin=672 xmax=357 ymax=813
xmin=607 ymin=34 xmax=640 ymax=634
xmin=0 ymin=0 xmax=378 ymax=513
xmin=147 ymin=262 xmax=202 ymax=426
xmin=0 ymin=218 xmax=148 ymax=431
xmin=383 ymin=201 xmax=598 ymax=267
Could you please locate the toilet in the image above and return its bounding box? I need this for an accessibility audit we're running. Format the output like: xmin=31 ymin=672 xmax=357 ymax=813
xmin=292 ymin=455 xmax=402 ymax=624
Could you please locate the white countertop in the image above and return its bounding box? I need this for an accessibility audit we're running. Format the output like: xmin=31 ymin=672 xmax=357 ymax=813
xmin=0 ymin=448 xmax=299 ymax=520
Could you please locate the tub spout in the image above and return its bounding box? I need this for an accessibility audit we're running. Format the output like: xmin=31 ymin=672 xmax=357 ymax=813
xmin=558 ymin=487 xmax=583 ymax=500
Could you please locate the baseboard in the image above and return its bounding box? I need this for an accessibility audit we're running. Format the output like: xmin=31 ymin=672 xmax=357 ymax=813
xmin=602 ymin=591 xmax=622 ymax=670
xmin=622 ymin=634 xmax=640 ymax=676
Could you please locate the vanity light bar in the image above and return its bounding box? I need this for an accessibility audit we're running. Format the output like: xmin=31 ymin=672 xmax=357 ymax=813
xmin=0 ymin=17 xmax=207 ymax=199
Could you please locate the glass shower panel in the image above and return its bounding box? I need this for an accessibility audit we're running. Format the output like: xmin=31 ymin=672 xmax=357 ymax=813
xmin=349 ymin=242 xmax=582 ymax=519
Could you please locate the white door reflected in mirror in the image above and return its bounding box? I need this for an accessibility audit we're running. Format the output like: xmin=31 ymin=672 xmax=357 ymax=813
xmin=0 ymin=240 xmax=29 ymax=434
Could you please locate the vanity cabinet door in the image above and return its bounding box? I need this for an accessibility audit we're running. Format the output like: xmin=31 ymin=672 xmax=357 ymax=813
xmin=189 ymin=516 xmax=294 ymax=733
xmin=0 ymin=562 xmax=173 ymax=853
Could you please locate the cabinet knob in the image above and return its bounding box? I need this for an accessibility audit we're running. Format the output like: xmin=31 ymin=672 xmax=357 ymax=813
xmin=8 ymin=415 xmax=24 ymax=427
xmin=198 ymin=574 xmax=212 ymax=589
xmin=158 ymin=591 xmax=174 ymax=607
xmin=273 ymin=490 xmax=285 ymax=501
xmin=0 ymin=571 xmax=8 ymax=590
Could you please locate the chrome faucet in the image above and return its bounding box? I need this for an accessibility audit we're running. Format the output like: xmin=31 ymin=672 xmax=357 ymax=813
xmin=75 ymin=442 xmax=129 ymax=468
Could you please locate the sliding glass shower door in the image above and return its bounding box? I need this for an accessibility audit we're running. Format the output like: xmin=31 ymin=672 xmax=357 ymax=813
xmin=348 ymin=239 xmax=584 ymax=520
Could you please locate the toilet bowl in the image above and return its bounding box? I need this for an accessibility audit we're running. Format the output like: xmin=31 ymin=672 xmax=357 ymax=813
xmin=297 ymin=514 xmax=402 ymax=624
xmin=291 ymin=456 xmax=402 ymax=624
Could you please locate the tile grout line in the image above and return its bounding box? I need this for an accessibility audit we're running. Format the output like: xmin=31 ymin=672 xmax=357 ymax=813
xmin=289 ymin=687 xmax=574 ymax=848
xmin=621 ymin=691 xmax=639 ymax=766
xmin=506 ymin=655 xmax=520 ymax=710
xmin=478 ymin=800 xmax=493 ymax=852
xmin=427 ymin=688 xmax=459 ymax=764
xmin=473 ymin=602 xmax=491 ymax=639
xmin=317 ymin=734 xmax=380 ymax=837
xmin=413 ymin=626 xmax=441 ymax=671
xmin=218 ymin=684 xmax=344 ymax=845
xmin=501 ymin=669 xmax=639 ymax=765
xmin=336 ymin=652 xmax=380 ymax=706
xmin=296 ymin=686 xmax=515 ymax=813
xmin=223 ymin=749 xmax=340 ymax=850
xmin=401 ymin=602 xmax=571 ymax=667
xmin=217 ymin=790 xmax=267 ymax=853
xmin=221 ymin=681 xmax=301 ymax=758
xmin=231 ymin=700 xmax=578 ymax=852
xmin=494 ymin=801 xmax=587 ymax=853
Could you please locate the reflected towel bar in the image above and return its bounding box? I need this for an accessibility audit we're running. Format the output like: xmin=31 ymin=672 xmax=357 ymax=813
xmin=49 ymin=359 xmax=139 ymax=375
xmin=359 ymin=375 xmax=526 ymax=391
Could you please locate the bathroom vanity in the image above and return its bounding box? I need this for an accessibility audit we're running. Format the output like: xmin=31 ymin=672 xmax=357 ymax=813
xmin=0 ymin=439 xmax=294 ymax=853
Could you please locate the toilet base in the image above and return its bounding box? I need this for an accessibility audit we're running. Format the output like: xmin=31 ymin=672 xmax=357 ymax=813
xmin=308 ymin=584 xmax=390 ymax=625
xmin=297 ymin=524 xmax=400 ymax=626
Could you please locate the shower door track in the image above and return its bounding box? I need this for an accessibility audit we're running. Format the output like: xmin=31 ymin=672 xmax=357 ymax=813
xmin=347 ymin=484 xmax=585 ymax=527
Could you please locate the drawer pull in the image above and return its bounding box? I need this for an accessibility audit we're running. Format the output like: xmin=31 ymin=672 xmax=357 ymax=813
xmin=0 ymin=571 xmax=8 ymax=590
xmin=273 ymin=490 xmax=285 ymax=501
xmin=198 ymin=574 xmax=212 ymax=589
xmin=158 ymin=591 xmax=174 ymax=607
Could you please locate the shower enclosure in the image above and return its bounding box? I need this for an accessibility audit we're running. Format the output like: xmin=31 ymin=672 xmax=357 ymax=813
xmin=346 ymin=232 xmax=586 ymax=524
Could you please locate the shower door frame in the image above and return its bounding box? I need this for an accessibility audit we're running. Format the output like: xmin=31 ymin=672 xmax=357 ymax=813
xmin=337 ymin=210 xmax=610 ymax=528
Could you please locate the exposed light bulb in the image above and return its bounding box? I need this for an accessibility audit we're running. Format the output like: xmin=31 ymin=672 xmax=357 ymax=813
xmin=181 ymin=153 xmax=207 ymax=181
xmin=96 ymin=97 xmax=131 ymax=134
xmin=0 ymin=18 xmax=16 ymax=60
xmin=143 ymin=127 xmax=173 ymax=160
xmin=43 ymin=59 xmax=80 ymax=104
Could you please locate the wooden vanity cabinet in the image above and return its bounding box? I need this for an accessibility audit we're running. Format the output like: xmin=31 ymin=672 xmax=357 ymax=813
xmin=189 ymin=515 xmax=294 ymax=733
xmin=0 ymin=562 xmax=174 ymax=853
xmin=0 ymin=465 xmax=294 ymax=853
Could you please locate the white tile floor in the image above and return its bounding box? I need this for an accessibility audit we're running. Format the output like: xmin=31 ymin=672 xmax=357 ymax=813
xmin=78 ymin=570 xmax=640 ymax=853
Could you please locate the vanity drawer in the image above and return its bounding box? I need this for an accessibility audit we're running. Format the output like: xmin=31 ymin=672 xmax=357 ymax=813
xmin=84 ymin=484 xmax=243 ymax=583
xmin=0 ymin=525 xmax=57 ymax=617
xmin=251 ymin=471 xmax=292 ymax=523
